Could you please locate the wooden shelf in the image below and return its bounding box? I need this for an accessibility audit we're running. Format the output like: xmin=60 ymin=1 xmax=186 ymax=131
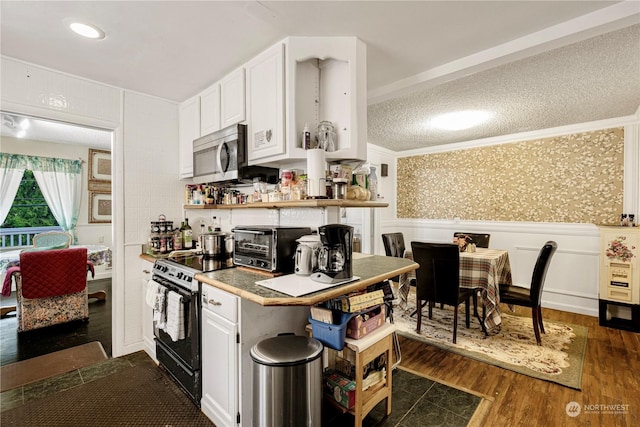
xmin=184 ymin=200 xmax=388 ymax=210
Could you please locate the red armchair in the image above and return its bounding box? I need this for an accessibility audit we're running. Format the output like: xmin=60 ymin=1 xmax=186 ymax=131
xmin=7 ymin=248 xmax=92 ymax=332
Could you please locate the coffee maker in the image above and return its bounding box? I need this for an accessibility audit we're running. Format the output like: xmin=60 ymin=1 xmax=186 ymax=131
xmin=310 ymin=224 xmax=353 ymax=284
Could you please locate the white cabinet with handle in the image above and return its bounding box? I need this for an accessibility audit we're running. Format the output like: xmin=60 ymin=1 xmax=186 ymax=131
xmin=178 ymin=95 xmax=200 ymax=179
xmin=246 ymin=43 xmax=285 ymax=163
xmin=245 ymin=37 xmax=367 ymax=166
xmin=220 ymin=68 xmax=246 ymax=128
xmin=200 ymin=281 xmax=310 ymax=426
xmin=200 ymin=83 xmax=221 ymax=136
xmin=201 ymin=283 xmax=239 ymax=427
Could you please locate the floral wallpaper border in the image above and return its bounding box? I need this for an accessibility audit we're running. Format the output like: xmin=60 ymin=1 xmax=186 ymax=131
xmin=397 ymin=128 xmax=624 ymax=224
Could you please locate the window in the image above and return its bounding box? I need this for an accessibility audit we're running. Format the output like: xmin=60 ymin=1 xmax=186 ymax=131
xmin=1 ymin=170 xmax=58 ymax=228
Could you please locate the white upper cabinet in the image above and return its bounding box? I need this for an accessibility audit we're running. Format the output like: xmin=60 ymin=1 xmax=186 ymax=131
xmin=245 ymin=37 xmax=367 ymax=166
xmin=246 ymin=43 xmax=285 ymax=162
xmin=1 ymin=57 xmax=120 ymax=125
xmin=179 ymin=95 xmax=200 ymax=179
xmin=220 ymin=67 xmax=246 ymax=128
xmin=200 ymin=83 xmax=221 ymax=136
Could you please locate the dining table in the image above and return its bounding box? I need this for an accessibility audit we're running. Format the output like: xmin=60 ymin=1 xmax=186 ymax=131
xmin=399 ymin=247 xmax=512 ymax=335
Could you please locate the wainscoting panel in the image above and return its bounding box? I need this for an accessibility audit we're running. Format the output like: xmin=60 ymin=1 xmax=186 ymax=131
xmin=381 ymin=219 xmax=601 ymax=316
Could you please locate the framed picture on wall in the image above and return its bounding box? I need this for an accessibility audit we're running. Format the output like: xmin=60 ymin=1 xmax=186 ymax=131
xmin=89 ymin=191 xmax=112 ymax=223
xmin=88 ymin=148 xmax=111 ymax=182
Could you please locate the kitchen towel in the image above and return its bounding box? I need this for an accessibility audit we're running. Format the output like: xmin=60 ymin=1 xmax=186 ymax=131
xmin=153 ymin=284 xmax=167 ymax=330
xmin=165 ymin=291 xmax=185 ymax=342
xmin=145 ymin=279 xmax=161 ymax=309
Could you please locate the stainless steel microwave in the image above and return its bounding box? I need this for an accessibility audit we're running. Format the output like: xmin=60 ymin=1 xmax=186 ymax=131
xmin=192 ymin=124 xmax=279 ymax=185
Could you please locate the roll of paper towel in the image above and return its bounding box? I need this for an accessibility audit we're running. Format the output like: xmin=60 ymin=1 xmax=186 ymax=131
xmin=306 ymin=148 xmax=326 ymax=198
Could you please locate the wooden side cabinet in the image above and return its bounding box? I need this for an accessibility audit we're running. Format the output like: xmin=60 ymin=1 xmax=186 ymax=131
xmin=599 ymin=226 xmax=640 ymax=332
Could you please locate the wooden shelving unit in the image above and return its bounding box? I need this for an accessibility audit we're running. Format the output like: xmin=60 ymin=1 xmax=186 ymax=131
xmin=323 ymin=323 xmax=395 ymax=427
xmin=184 ymin=200 xmax=388 ymax=210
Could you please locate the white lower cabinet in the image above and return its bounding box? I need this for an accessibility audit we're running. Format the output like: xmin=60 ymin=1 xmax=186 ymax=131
xmin=200 ymin=282 xmax=310 ymax=426
xmin=201 ymin=293 xmax=239 ymax=427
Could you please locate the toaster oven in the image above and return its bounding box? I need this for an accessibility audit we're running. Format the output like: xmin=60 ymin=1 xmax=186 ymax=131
xmin=232 ymin=226 xmax=312 ymax=273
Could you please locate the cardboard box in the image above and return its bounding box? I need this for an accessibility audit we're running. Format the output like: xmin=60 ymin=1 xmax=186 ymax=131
xmin=346 ymin=304 xmax=386 ymax=339
xmin=340 ymin=290 xmax=384 ymax=312
xmin=324 ymin=370 xmax=356 ymax=409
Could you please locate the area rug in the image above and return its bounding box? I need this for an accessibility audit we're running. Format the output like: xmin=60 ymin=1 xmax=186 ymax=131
xmin=393 ymin=299 xmax=588 ymax=390
xmin=0 ymin=341 xmax=107 ymax=392
xmin=1 ymin=353 xmax=213 ymax=426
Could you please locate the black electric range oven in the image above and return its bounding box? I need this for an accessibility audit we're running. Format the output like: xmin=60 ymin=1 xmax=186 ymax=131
xmin=151 ymin=254 xmax=234 ymax=406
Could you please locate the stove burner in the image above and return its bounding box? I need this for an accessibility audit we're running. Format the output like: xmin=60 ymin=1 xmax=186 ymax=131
xmin=169 ymin=254 xmax=235 ymax=273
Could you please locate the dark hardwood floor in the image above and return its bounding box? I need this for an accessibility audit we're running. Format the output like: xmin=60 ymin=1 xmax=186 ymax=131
xmin=399 ymin=304 xmax=640 ymax=426
xmin=0 ymin=279 xmax=112 ymax=366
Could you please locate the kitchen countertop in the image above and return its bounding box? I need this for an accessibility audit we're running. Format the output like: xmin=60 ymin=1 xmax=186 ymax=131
xmin=195 ymin=253 xmax=418 ymax=306
xmin=140 ymin=252 xmax=418 ymax=306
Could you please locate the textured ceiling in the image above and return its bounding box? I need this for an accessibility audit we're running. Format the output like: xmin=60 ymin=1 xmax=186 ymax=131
xmin=368 ymin=24 xmax=640 ymax=151
xmin=0 ymin=1 xmax=638 ymax=152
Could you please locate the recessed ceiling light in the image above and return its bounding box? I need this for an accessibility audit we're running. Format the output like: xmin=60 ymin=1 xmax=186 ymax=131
xmin=68 ymin=21 xmax=105 ymax=40
xmin=428 ymin=110 xmax=493 ymax=131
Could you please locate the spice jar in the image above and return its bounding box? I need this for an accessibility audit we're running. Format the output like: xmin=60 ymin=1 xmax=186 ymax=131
xmin=332 ymin=178 xmax=348 ymax=199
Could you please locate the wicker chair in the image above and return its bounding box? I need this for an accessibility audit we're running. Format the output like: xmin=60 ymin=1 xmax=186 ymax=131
xmin=33 ymin=231 xmax=73 ymax=248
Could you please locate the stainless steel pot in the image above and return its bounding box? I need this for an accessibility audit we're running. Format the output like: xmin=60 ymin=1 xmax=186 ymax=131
xmin=200 ymin=232 xmax=233 ymax=257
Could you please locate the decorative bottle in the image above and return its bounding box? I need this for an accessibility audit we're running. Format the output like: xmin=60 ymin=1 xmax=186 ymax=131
xmin=173 ymin=226 xmax=183 ymax=250
xmin=182 ymin=218 xmax=193 ymax=249
xmin=368 ymin=166 xmax=378 ymax=201
xmin=302 ymin=123 xmax=311 ymax=149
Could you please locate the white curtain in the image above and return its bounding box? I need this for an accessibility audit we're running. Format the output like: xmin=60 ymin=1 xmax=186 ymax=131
xmin=30 ymin=157 xmax=83 ymax=243
xmin=0 ymin=153 xmax=27 ymax=225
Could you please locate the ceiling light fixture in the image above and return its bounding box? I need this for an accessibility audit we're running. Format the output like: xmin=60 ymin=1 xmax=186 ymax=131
xmin=428 ymin=110 xmax=493 ymax=131
xmin=68 ymin=21 xmax=105 ymax=40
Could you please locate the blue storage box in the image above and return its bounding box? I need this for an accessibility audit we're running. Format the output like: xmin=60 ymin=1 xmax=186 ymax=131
xmin=309 ymin=311 xmax=353 ymax=350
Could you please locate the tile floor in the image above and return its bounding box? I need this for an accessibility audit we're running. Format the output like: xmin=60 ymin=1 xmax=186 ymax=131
xmin=2 ymin=353 xmax=482 ymax=427
xmin=323 ymin=368 xmax=482 ymax=427
xmin=1 ymin=351 xmax=147 ymax=413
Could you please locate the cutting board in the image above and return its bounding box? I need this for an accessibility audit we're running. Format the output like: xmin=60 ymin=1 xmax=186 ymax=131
xmin=256 ymin=274 xmax=360 ymax=297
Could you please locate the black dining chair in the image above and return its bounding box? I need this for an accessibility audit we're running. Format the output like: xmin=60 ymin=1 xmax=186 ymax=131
xmin=453 ymin=232 xmax=491 ymax=248
xmin=499 ymin=241 xmax=557 ymax=346
xmin=411 ymin=241 xmax=479 ymax=343
xmin=382 ymin=232 xmax=410 ymax=284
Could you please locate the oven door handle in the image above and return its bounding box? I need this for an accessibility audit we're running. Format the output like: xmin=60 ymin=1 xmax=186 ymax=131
xmin=151 ymin=275 xmax=193 ymax=301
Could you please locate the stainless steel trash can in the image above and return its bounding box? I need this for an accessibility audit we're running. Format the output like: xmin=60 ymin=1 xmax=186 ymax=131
xmin=251 ymin=334 xmax=324 ymax=427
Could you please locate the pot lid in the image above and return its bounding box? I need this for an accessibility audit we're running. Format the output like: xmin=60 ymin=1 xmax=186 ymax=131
xmin=250 ymin=335 xmax=323 ymax=366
